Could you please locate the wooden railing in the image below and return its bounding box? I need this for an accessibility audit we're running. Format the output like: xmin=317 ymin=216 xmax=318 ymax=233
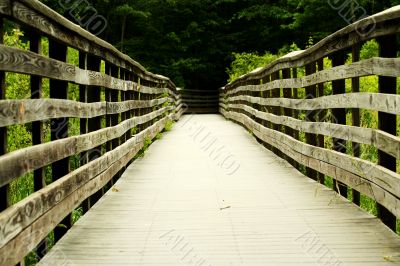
xmin=0 ymin=0 xmax=183 ymax=264
xmin=220 ymin=6 xmax=400 ymax=232
xmin=179 ymin=89 xmax=219 ymax=114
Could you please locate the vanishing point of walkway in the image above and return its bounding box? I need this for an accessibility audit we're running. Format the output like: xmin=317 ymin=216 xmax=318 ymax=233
xmin=40 ymin=115 xmax=400 ymax=265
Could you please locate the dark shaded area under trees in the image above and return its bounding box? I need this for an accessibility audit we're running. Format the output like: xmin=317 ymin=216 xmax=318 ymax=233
xmin=40 ymin=0 xmax=400 ymax=89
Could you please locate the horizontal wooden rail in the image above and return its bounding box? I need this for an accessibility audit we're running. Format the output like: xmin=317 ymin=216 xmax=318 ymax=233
xmin=227 ymin=93 xmax=400 ymax=115
xmin=0 ymin=98 xmax=171 ymax=127
xmin=221 ymin=6 xmax=400 ymax=232
xmin=0 ymin=106 xmax=172 ymax=187
xmin=226 ymin=103 xmax=400 ymax=159
xmin=0 ymin=45 xmax=174 ymax=95
xmin=0 ymin=115 xmax=171 ymax=265
xmin=0 ymin=0 xmax=182 ymax=265
xmin=226 ymin=58 xmax=400 ymax=96
xmin=222 ymin=109 xmax=400 ymax=217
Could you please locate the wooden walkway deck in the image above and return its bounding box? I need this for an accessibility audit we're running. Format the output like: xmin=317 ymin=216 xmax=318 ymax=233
xmin=40 ymin=115 xmax=400 ymax=266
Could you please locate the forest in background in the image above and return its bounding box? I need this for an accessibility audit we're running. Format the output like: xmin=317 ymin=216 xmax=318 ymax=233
xmin=39 ymin=0 xmax=400 ymax=89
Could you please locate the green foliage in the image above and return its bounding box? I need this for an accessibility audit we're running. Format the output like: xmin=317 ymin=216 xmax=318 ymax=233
xmin=142 ymin=137 xmax=153 ymax=156
xmin=134 ymin=136 xmax=154 ymax=159
xmin=156 ymin=133 xmax=163 ymax=140
xmin=226 ymin=52 xmax=278 ymax=82
xmin=226 ymin=43 xmax=300 ymax=83
xmin=72 ymin=207 xmax=84 ymax=224
xmin=162 ymin=101 xmax=171 ymax=108
xmin=360 ymin=40 xmax=379 ymax=60
xmin=164 ymin=120 xmax=175 ymax=131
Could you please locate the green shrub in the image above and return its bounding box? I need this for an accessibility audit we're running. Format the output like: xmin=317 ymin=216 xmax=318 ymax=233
xmin=164 ymin=120 xmax=174 ymax=131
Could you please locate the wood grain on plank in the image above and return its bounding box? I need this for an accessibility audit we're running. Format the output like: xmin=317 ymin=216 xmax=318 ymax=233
xmin=0 ymin=116 xmax=170 ymax=266
xmin=38 ymin=114 xmax=400 ymax=266
xmin=0 ymin=0 xmax=11 ymax=15
xmin=221 ymin=110 xmax=400 ymax=216
xmin=227 ymin=93 xmax=400 ymax=115
xmin=0 ymin=99 xmax=105 ymax=127
xmin=0 ymin=115 xmax=172 ymax=258
xmin=226 ymin=58 xmax=400 ymax=96
xmin=0 ymin=45 xmax=169 ymax=94
xmin=0 ymin=106 xmax=172 ymax=187
xmin=0 ymin=97 xmax=169 ymax=127
xmin=228 ymin=103 xmax=400 ymax=159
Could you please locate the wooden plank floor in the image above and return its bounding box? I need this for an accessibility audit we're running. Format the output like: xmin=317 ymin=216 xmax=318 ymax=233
xmin=40 ymin=115 xmax=400 ymax=265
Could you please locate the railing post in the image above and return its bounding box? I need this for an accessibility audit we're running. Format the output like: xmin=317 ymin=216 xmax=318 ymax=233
xmin=31 ymin=33 xmax=45 ymax=193
xmin=110 ymin=65 xmax=121 ymax=183
xmin=0 ymin=16 xmax=9 ymax=212
xmin=145 ymin=82 xmax=152 ymax=129
xmin=377 ymin=35 xmax=397 ymax=231
xmin=305 ymin=62 xmax=318 ymax=181
xmin=49 ymin=39 xmax=71 ymax=242
xmin=139 ymin=78 xmax=145 ymax=132
xmin=282 ymin=69 xmax=293 ymax=136
xmin=120 ymin=69 xmax=127 ymax=148
xmin=128 ymin=73 xmax=135 ymax=165
xmin=316 ymin=59 xmax=325 ymax=184
xmin=282 ymin=68 xmax=295 ymax=166
xmin=331 ymin=51 xmax=348 ymax=197
xmin=291 ymin=68 xmax=300 ymax=170
xmin=104 ymin=63 xmax=112 ymax=152
xmin=79 ymin=51 xmax=91 ymax=214
xmin=86 ymin=55 xmax=102 ymax=206
xmin=125 ymin=71 xmax=132 ymax=145
xmin=79 ymin=52 xmax=88 ymax=160
xmin=261 ymin=75 xmax=272 ymax=151
xmin=30 ymin=31 xmax=48 ymax=258
xmin=351 ymin=45 xmax=361 ymax=206
xmin=271 ymin=71 xmax=281 ymax=157
xmin=120 ymin=69 xmax=128 ymax=173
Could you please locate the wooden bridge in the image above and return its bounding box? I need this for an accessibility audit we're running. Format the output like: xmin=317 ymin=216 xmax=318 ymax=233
xmin=0 ymin=1 xmax=399 ymax=265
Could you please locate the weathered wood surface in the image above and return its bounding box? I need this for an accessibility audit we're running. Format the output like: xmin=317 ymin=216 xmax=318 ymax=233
xmin=39 ymin=115 xmax=400 ymax=265
xmin=0 ymin=0 xmax=183 ymax=262
xmin=0 ymin=98 xmax=169 ymax=127
xmin=0 ymin=115 xmax=172 ymax=265
xmin=179 ymin=89 xmax=219 ymax=114
xmin=181 ymin=98 xmax=219 ymax=103
xmin=226 ymin=58 xmax=400 ymax=96
xmin=0 ymin=106 xmax=172 ymax=187
xmin=221 ymin=110 xmax=400 ymax=218
xmin=228 ymin=93 xmax=400 ymax=115
xmin=0 ymin=45 xmax=171 ymax=95
xmin=227 ymin=103 xmax=400 ymax=159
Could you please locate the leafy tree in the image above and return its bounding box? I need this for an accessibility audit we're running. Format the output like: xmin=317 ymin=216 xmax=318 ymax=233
xmin=38 ymin=0 xmax=400 ymax=88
